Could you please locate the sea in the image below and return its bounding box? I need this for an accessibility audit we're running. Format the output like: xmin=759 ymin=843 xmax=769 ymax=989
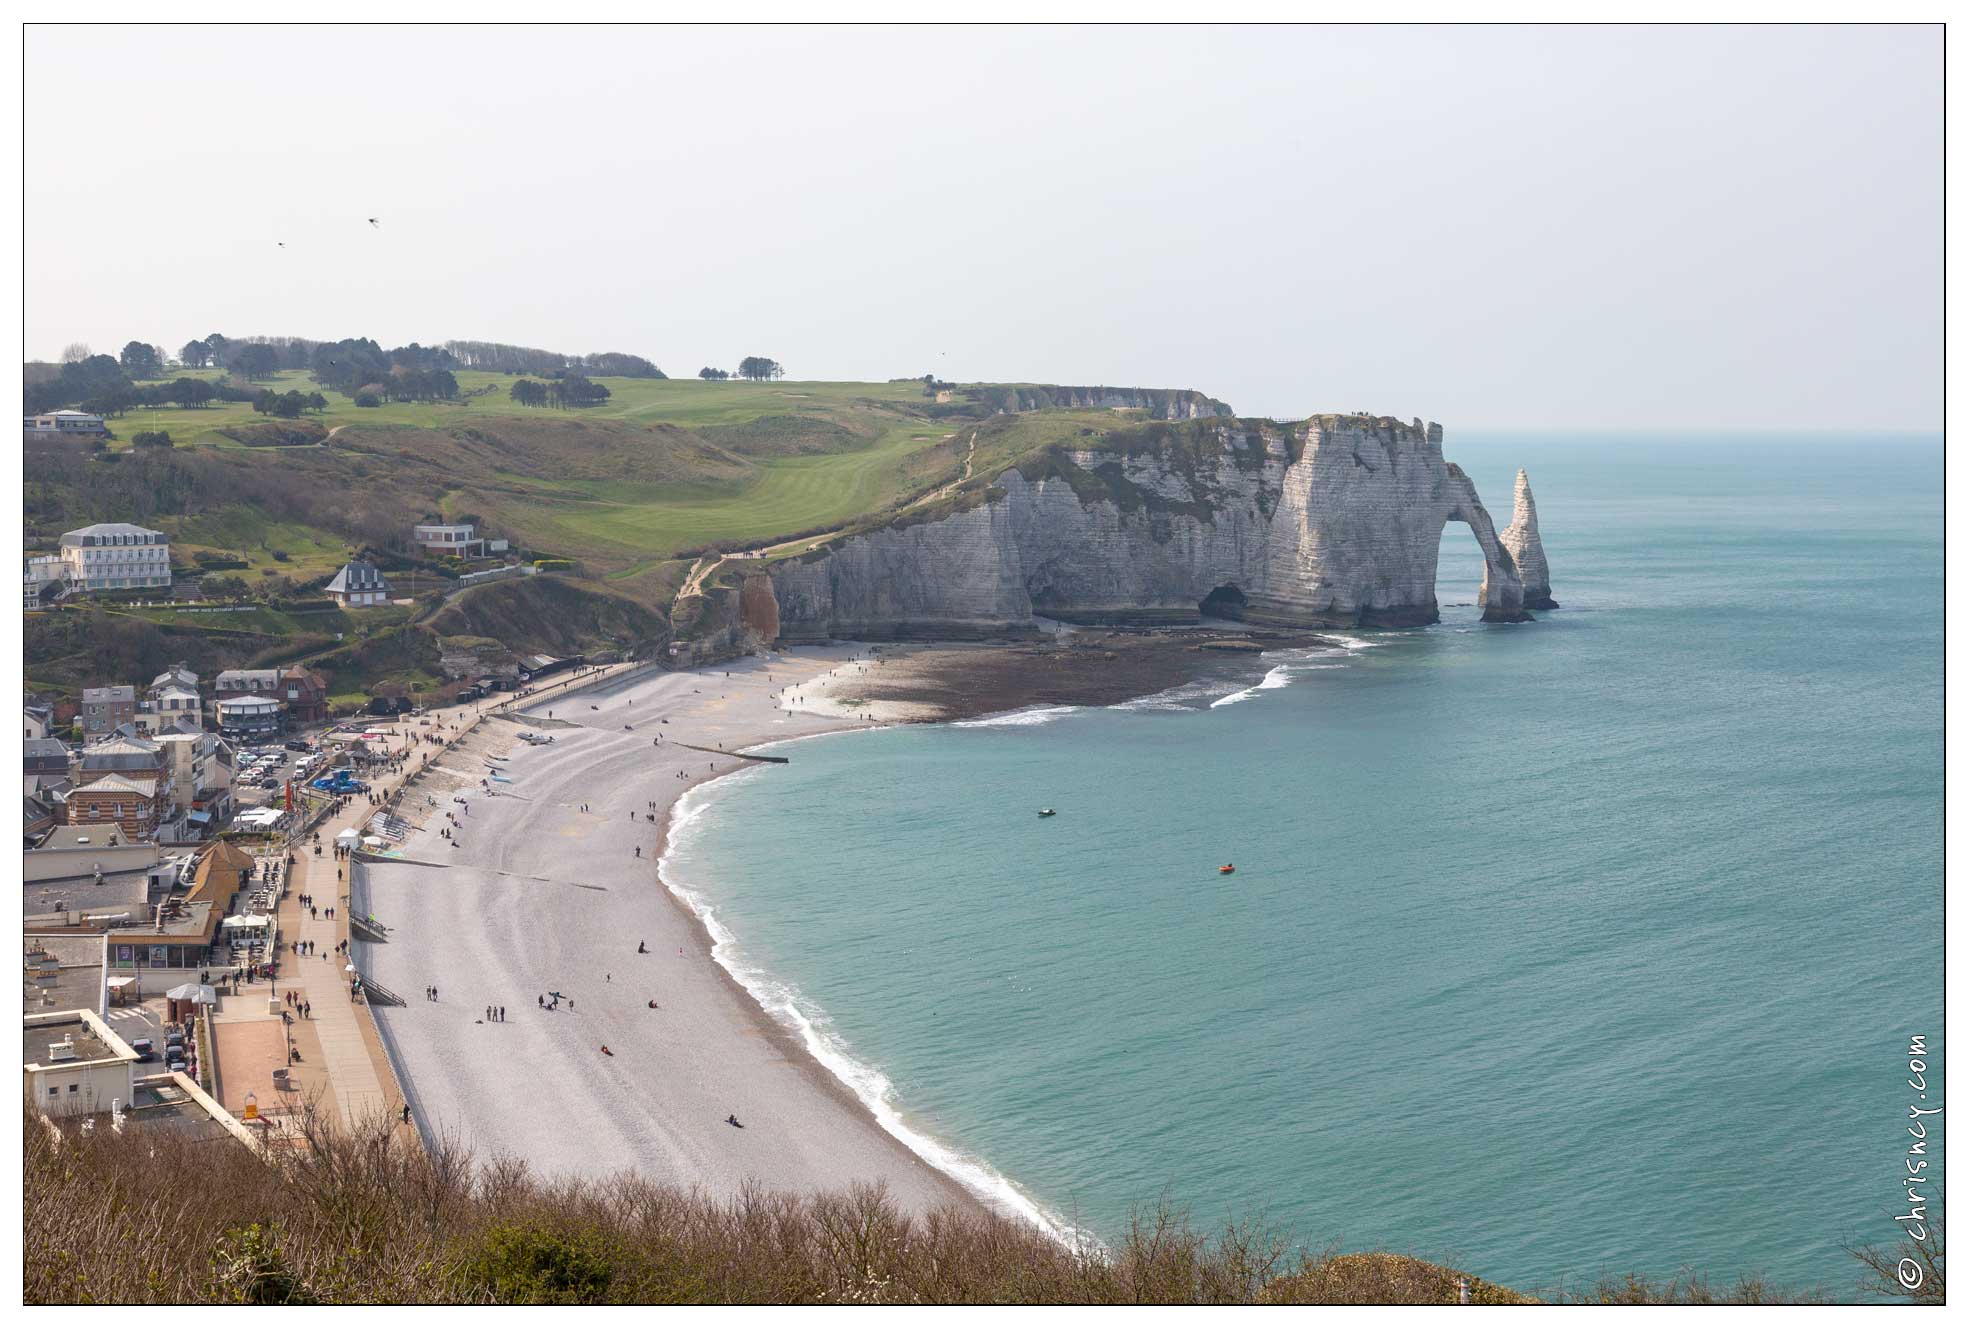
xmin=661 ymin=432 xmax=1944 ymax=1297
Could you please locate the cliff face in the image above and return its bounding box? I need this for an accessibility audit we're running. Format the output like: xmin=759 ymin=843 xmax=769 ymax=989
xmin=766 ymin=416 xmax=1551 ymax=640
xmin=965 ymin=384 xmax=1234 ymax=420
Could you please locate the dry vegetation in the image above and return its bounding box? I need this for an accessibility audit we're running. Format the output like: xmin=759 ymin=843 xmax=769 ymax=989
xmin=25 ymin=1103 xmax=1884 ymax=1306
xmin=24 ymin=1103 xmax=1486 ymax=1305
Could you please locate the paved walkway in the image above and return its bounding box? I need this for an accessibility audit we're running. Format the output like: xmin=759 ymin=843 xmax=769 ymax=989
xmin=290 ymin=849 xmax=387 ymax=1127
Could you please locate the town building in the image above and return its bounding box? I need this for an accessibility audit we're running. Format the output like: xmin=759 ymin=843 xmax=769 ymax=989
xmin=215 ymin=695 xmax=283 ymax=737
xmin=24 ymin=1010 xmax=139 ymax=1118
xmin=215 ymin=667 xmax=325 ymax=727
xmin=58 ymin=523 xmax=173 ymax=594
xmin=80 ymin=685 xmax=136 ymax=740
xmin=66 ymin=773 xmax=162 ymax=839
xmin=25 ymin=736 xmax=71 ymax=778
xmin=324 ymin=559 xmax=392 ymax=607
xmin=24 ymin=700 xmax=54 ymax=741
xmin=152 ymin=728 xmax=234 ymax=830
xmin=72 ymin=731 xmax=167 ymax=785
xmin=149 ymin=664 xmax=200 ymax=694
xmin=23 ymin=409 xmax=109 ymax=438
xmin=24 ymin=793 xmax=58 ymax=842
xmin=24 ymin=554 xmax=65 ymax=609
xmin=135 ymin=686 xmax=203 ymax=735
xmin=104 ymin=841 xmax=254 ymax=976
xmin=412 ymin=521 xmax=486 ymax=558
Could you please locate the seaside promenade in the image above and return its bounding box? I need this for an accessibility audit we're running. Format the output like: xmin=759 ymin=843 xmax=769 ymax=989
xmin=255 ymin=662 xmax=638 ymax=1138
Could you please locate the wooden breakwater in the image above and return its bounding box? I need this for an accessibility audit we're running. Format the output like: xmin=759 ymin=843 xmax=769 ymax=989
xmin=673 ymin=742 xmax=788 ymax=765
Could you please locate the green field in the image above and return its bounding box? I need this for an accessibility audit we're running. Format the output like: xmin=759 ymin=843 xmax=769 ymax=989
xmin=110 ymin=371 xmax=937 ymax=450
xmin=486 ymin=416 xmax=959 ymax=568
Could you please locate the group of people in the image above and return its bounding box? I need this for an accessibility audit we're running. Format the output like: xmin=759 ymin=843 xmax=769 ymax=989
xmin=423 ymin=985 xmax=440 ymax=1001
xmin=484 ymin=1005 xmax=507 ymax=1022
xmin=283 ymin=990 xmax=313 ymax=1019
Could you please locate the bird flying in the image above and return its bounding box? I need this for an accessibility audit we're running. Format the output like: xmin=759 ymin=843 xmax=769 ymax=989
xmin=367 ymin=218 xmax=380 ymax=227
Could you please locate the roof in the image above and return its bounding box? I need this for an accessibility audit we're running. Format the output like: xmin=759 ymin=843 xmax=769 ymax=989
xmin=24 ymin=1011 xmax=135 ymax=1071
xmin=61 ymin=523 xmax=165 ymax=542
xmin=25 ymin=774 xmax=72 ymax=801
xmin=325 ymin=560 xmax=390 ymax=594
xmin=81 ymin=686 xmax=136 ymax=704
xmin=215 ymin=669 xmax=281 ymax=690
xmin=216 ymin=695 xmax=283 ymax=711
xmin=24 ymin=737 xmax=70 ymax=766
xmin=73 ymin=774 xmax=158 ymax=799
xmin=76 ymin=736 xmax=163 ymax=773
xmin=149 ymin=666 xmax=199 ymax=689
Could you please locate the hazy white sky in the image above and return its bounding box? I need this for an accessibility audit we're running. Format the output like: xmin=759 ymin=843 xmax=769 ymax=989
xmin=26 ymin=23 xmax=1940 ymax=429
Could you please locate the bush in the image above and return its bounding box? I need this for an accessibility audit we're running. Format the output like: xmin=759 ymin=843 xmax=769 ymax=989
xmin=459 ymin=1223 xmax=617 ymax=1305
xmin=132 ymin=430 xmax=173 ymax=449
xmin=354 ymin=392 xmax=380 ymax=408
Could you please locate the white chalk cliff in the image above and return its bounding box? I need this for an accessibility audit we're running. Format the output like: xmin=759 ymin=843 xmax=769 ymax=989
xmin=761 ymin=415 xmax=1552 ymax=640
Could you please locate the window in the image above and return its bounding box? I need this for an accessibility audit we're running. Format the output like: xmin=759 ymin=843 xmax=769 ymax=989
xmin=68 ymin=1083 xmax=78 ymax=1093
xmin=48 ymin=1086 xmax=56 ymax=1097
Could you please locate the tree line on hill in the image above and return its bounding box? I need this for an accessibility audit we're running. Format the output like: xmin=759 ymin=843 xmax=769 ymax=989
xmin=698 ymin=357 xmax=783 ymax=381
xmin=27 ymin=334 xmax=667 ymax=415
xmin=441 ymin=340 xmax=665 ymax=378
xmin=26 ymin=353 xmax=267 ymax=417
xmin=508 ymin=376 xmax=612 ymax=409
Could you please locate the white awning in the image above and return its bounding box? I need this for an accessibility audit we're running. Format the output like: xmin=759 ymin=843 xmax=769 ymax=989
xmin=222 ymin=913 xmax=271 ymax=929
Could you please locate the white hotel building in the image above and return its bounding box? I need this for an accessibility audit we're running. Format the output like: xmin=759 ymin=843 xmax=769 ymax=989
xmin=58 ymin=523 xmax=172 ymax=593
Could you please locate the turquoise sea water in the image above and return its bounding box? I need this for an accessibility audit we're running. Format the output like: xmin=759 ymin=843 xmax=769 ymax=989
xmin=663 ymin=434 xmax=1943 ymax=1295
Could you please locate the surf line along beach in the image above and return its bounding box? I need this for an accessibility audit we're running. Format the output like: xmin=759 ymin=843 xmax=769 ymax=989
xmin=353 ymin=643 xmax=1058 ymax=1228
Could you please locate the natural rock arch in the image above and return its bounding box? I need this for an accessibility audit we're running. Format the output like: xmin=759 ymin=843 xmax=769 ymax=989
xmin=1443 ymin=463 xmax=1530 ymax=623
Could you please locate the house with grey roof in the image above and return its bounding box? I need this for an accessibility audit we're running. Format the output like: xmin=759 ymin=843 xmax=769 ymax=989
xmin=324 ymin=559 xmax=391 ymax=608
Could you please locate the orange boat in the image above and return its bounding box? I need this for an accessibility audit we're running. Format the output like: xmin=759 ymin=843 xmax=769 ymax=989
xmin=1218 ymin=864 xmax=1235 ymax=875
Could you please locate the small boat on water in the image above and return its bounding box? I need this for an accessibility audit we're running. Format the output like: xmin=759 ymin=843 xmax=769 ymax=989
xmin=1218 ymin=864 xmax=1235 ymax=875
xmin=1037 ymin=808 xmax=1056 ymax=818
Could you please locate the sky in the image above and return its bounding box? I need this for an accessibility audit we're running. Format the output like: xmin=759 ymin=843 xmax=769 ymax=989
xmin=25 ymin=23 xmax=1941 ymax=430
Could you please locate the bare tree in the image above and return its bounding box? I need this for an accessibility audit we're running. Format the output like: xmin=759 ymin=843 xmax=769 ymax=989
xmin=61 ymin=341 xmax=91 ymax=363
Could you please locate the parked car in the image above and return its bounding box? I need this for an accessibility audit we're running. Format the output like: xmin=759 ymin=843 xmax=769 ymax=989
xmin=128 ymin=1037 xmax=155 ymax=1062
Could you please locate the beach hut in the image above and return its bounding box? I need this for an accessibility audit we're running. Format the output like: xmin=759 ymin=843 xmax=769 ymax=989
xmin=336 ymin=827 xmax=360 ymax=850
xmin=165 ymin=981 xmax=216 ymax=1023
